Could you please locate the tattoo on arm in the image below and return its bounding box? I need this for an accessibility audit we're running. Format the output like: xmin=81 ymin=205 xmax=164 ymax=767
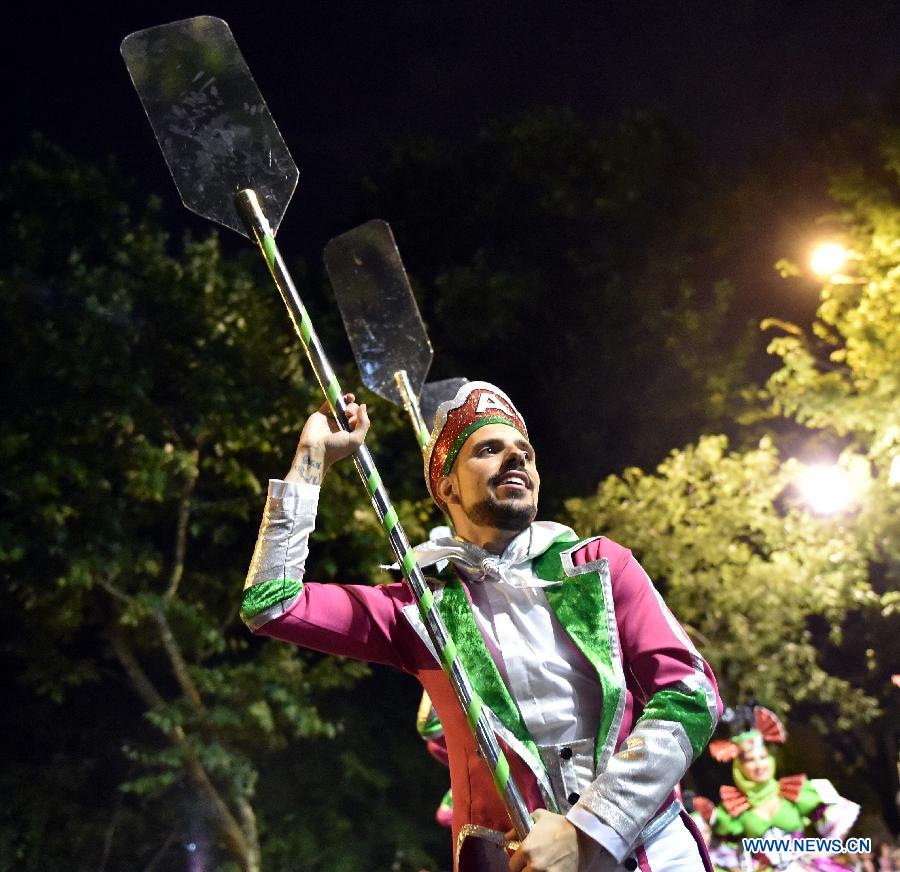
xmin=287 ymin=446 xmax=326 ymax=485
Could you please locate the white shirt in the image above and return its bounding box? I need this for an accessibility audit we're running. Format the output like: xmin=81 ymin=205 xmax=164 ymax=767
xmin=452 ymin=524 xmax=602 ymax=745
xmin=411 ymin=519 xmax=629 ymax=860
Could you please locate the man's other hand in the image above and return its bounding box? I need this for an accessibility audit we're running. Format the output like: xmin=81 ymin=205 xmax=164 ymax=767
xmin=508 ymin=809 xmax=587 ymax=872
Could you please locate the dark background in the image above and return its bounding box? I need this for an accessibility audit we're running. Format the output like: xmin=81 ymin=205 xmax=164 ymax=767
xmin=8 ymin=0 xmax=900 ymax=497
xmin=7 ymin=1 xmax=900 ymax=259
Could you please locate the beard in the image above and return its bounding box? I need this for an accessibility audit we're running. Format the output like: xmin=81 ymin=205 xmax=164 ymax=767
xmin=461 ymin=493 xmax=537 ymax=532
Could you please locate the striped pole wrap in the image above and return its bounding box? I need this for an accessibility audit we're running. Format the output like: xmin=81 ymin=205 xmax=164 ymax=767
xmin=235 ymin=190 xmax=532 ymax=839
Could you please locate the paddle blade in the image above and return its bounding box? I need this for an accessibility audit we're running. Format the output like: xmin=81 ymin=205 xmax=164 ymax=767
xmin=325 ymin=220 xmax=433 ymax=406
xmin=121 ymin=16 xmax=297 ymax=237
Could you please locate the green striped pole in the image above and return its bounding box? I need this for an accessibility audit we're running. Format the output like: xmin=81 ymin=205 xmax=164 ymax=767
xmin=235 ymin=189 xmax=532 ymax=839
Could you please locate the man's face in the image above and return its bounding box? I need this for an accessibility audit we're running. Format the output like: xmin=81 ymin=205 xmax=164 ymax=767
xmin=438 ymin=423 xmax=540 ymax=532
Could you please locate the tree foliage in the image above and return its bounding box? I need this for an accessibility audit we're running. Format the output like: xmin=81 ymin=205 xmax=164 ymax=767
xmin=0 ymin=140 xmax=439 ymax=870
xmin=357 ymin=109 xmax=761 ymax=506
xmin=762 ymin=123 xmax=900 ymax=832
xmin=567 ymin=120 xmax=900 ymax=834
xmin=567 ymin=434 xmax=876 ymax=724
xmin=6 ymin=97 xmax=900 ymax=866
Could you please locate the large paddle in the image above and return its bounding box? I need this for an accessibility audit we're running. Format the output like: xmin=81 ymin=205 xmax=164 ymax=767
xmin=121 ymin=16 xmax=532 ymax=844
xmin=324 ymin=219 xmax=467 ymax=447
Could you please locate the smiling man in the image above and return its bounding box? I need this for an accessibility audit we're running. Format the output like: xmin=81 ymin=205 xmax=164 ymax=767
xmin=242 ymin=382 xmax=721 ymax=871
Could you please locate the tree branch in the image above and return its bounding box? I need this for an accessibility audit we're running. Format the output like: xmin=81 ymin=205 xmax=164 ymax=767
xmin=108 ymin=624 xmax=166 ymax=711
xmin=165 ymin=446 xmax=200 ymax=601
xmin=235 ymin=795 xmax=261 ymax=870
xmin=141 ymin=827 xmax=177 ymax=872
xmin=108 ymin=627 xmax=258 ymax=871
xmin=151 ymin=607 xmax=206 ymax=712
xmin=97 ymin=577 xmax=135 ymax=606
xmin=98 ymin=792 xmax=123 ymax=872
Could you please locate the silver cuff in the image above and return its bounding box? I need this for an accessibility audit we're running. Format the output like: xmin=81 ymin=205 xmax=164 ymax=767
xmin=537 ymin=737 xmax=596 ymax=811
xmin=245 ymin=492 xmax=317 ymax=590
xmin=577 ymin=718 xmax=692 ymax=848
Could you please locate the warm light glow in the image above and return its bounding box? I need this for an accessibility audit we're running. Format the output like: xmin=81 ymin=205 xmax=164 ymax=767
xmin=797 ymin=464 xmax=859 ymax=514
xmin=810 ymin=242 xmax=849 ymax=277
xmin=889 ymin=455 xmax=900 ymax=486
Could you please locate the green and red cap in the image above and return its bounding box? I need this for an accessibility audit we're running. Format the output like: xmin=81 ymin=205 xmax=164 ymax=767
xmin=424 ymin=381 xmax=527 ymax=506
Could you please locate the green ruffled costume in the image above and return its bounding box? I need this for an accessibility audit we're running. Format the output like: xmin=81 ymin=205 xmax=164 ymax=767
xmin=711 ymin=761 xmax=828 ymax=839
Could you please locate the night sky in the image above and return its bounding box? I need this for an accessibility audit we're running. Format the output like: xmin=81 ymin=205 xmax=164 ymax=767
xmin=7 ymin=0 xmax=900 ymax=260
xmin=8 ymin=0 xmax=900 ymax=495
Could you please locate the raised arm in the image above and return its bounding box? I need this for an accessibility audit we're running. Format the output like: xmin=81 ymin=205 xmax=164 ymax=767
xmin=241 ymin=396 xmax=431 ymax=672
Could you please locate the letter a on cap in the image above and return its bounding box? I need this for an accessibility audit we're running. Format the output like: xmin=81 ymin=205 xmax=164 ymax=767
xmin=476 ymin=393 xmax=512 ymax=415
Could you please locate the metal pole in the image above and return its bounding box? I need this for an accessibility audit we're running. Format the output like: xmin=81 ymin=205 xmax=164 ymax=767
xmin=394 ymin=369 xmax=431 ymax=449
xmin=235 ymin=189 xmax=532 ymax=838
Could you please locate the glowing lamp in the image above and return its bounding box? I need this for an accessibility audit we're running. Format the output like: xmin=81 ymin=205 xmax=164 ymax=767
xmin=810 ymin=242 xmax=849 ymax=277
xmin=889 ymin=455 xmax=900 ymax=486
xmin=797 ymin=464 xmax=859 ymax=515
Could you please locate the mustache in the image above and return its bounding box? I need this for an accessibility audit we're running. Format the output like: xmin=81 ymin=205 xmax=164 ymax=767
xmin=489 ymin=467 xmax=532 ymax=489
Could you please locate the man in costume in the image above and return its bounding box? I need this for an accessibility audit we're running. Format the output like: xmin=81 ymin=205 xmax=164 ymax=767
xmin=694 ymin=705 xmax=860 ymax=871
xmin=242 ymin=382 xmax=722 ymax=871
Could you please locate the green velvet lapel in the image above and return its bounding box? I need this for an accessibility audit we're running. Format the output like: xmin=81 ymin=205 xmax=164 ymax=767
xmin=432 ymin=534 xmax=625 ymax=778
xmin=534 ymin=541 xmax=623 ymax=769
xmin=436 ymin=578 xmax=541 ymax=766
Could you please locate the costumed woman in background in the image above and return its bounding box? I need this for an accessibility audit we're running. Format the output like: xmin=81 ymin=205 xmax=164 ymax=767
xmin=694 ymin=705 xmax=860 ymax=871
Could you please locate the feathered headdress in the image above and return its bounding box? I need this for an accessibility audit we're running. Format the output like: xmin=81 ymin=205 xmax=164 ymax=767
xmin=708 ymin=704 xmax=786 ymax=763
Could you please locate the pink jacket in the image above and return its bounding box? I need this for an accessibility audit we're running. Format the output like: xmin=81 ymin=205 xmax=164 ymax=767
xmin=244 ymin=526 xmax=721 ymax=862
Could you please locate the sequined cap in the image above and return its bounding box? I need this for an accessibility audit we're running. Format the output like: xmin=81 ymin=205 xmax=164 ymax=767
xmin=424 ymin=381 xmax=527 ymax=506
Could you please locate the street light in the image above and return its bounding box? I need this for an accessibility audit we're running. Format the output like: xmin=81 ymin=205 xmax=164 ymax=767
xmin=810 ymin=241 xmax=850 ymax=277
xmin=797 ymin=463 xmax=862 ymax=515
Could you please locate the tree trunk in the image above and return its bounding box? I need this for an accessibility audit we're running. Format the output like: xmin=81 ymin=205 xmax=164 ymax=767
xmin=108 ymin=627 xmax=262 ymax=871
